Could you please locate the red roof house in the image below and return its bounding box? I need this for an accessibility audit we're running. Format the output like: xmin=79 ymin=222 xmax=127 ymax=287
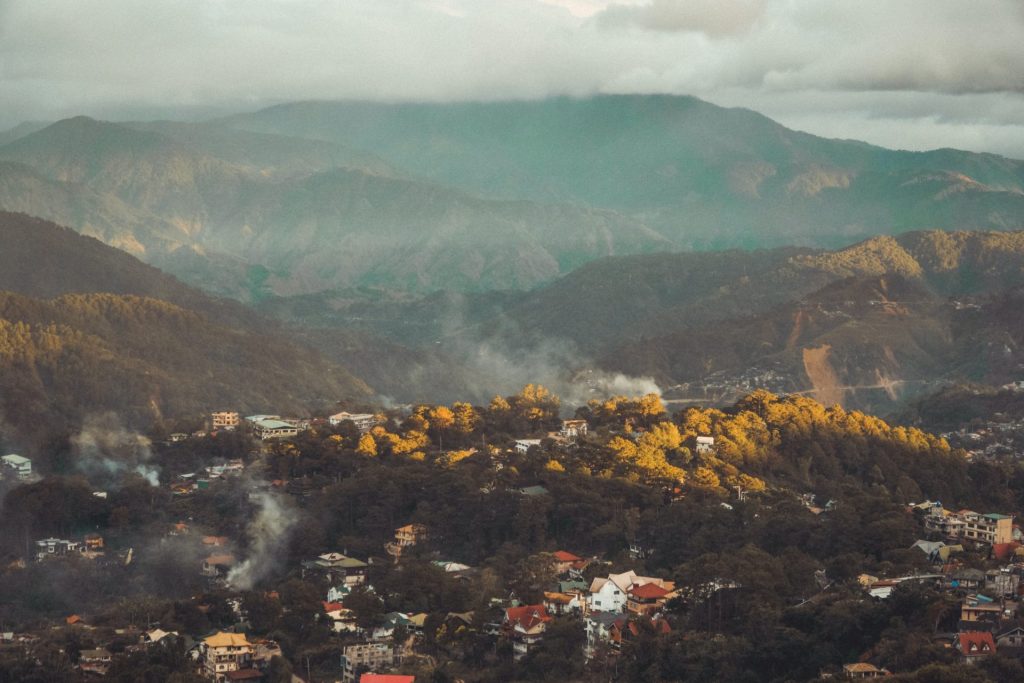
xmin=957 ymin=631 xmax=996 ymax=660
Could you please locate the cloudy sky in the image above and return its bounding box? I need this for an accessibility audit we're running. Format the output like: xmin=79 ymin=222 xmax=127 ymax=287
xmin=3 ymin=0 xmax=1024 ymax=157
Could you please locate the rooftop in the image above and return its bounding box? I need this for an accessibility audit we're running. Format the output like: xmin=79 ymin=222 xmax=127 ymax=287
xmin=204 ymin=632 xmax=251 ymax=648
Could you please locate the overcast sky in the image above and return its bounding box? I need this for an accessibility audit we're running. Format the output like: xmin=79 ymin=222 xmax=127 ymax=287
xmin=3 ymin=0 xmax=1024 ymax=158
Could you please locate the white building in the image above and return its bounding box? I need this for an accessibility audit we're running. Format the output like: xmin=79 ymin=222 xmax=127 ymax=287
xmin=588 ymin=571 xmax=675 ymax=613
xmin=2 ymin=454 xmax=31 ymax=480
xmin=35 ymin=538 xmax=81 ymax=561
xmin=514 ymin=439 xmax=542 ymax=454
xmin=329 ymin=411 xmax=378 ymax=433
xmin=251 ymin=419 xmax=299 ymax=441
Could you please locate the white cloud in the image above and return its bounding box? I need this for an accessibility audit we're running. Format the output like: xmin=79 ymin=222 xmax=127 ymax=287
xmin=1 ymin=0 xmax=1023 ymax=157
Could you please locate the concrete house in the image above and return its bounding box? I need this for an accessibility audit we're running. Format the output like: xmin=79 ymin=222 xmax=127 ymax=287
xmin=202 ymin=632 xmax=254 ymax=682
xmin=1 ymin=454 xmax=31 ymax=480
xmin=329 ymin=412 xmax=379 ymax=433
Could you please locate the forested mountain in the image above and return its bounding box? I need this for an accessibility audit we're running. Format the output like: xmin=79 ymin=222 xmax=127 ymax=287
xmin=266 ymin=229 xmax=1024 ymax=411
xmin=498 ymin=229 xmax=1024 ymax=353
xmin=0 ymin=213 xmax=371 ymax=447
xmin=225 ymin=95 xmax=1024 ymax=248
xmin=3 ymin=95 xmax=1024 ymax=299
xmin=0 ymin=115 xmax=668 ymax=296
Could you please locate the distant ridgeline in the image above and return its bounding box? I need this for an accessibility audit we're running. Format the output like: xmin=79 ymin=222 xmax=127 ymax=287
xmin=0 ymin=95 xmax=1023 ymax=299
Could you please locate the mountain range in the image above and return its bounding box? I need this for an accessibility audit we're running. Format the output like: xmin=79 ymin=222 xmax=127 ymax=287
xmin=2 ymin=95 xmax=1024 ymax=300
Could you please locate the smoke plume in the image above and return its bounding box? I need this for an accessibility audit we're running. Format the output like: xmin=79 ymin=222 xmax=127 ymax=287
xmin=227 ymin=492 xmax=299 ymax=590
xmin=73 ymin=413 xmax=161 ymax=486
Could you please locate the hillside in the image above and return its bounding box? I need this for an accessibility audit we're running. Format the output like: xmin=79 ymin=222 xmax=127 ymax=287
xmin=494 ymin=229 xmax=1024 ymax=353
xmin=0 ymin=213 xmax=372 ymax=446
xmin=0 ymin=291 xmax=371 ymax=447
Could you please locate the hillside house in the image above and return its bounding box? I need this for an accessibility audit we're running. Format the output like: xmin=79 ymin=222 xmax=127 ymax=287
xmin=956 ymin=631 xmax=996 ymax=664
xmin=584 ymin=612 xmax=620 ymax=658
xmin=304 ymin=552 xmax=369 ymax=586
xmin=251 ymin=418 xmax=299 ymax=441
xmin=543 ymin=590 xmax=584 ymax=615
xmin=211 ymin=411 xmax=240 ymax=431
xmin=589 ymin=571 xmax=675 ymax=613
xmin=323 ymin=602 xmax=358 ymax=633
xmin=202 ymin=554 xmax=237 ymax=579
xmin=695 ymin=436 xmax=715 ymax=454
xmin=329 ymin=411 xmax=378 ymax=433
xmin=142 ymin=629 xmax=178 ymax=645
xmin=551 ymin=550 xmax=590 ymax=577
xmin=996 ymin=626 xmax=1024 ymax=649
xmin=924 ymin=505 xmax=1014 ymax=545
xmin=608 ymin=616 xmax=671 ymax=650
xmin=514 ymin=439 xmax=542 ymax=454
xmin=985 ymin=568 xmax=1020 ymax=597
xmin=951 ymin=569 xmax=986 ymax=592
xmin=79 ymin=648 xmax=112 ymax=676
xmin=35 ymin=538 xmax=81 ymax=561
xmin=964 ymin=513 xmax=1014 ymax=545
xmin=626 ymin=582 xmax=672 ymax=615
xmin=387 ymin=524 xmax=427 ymax=560
xmin=842 ymin=662 xmax=889 ymax=678
xmin=341 ymin=642 xmax=405 ymax=683
xmin=1 ymin=454 xmax=31 ymax=480
xmin=202 ymin=632 xmax=254 ymax=682
xmin=504 ymin=605 xmax=551 ymax=660
xmin=559 ymin=419 xmax=588 ymax=440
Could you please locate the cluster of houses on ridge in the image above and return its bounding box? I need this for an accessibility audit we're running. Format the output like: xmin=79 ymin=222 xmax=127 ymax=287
xmin=940 ymin=404 xmax=1024 ymax=462
xmin=165 ymin=410 xmax=382 ymax=445
xmin=837 ymin=501 xmax=1024 ymax=674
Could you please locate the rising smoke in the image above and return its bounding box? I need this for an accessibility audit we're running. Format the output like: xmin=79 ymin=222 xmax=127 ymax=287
xmin=227 ymin=491 xmax=299 ymax=590
xmin=438 ymin=336 xmax=663 ymax=409
xmin=72 ymin=413 xmax=161 ymax=486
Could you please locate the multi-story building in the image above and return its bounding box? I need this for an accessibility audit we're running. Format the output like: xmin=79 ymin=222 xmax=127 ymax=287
xmin=202 ymin=632 xmax=254 ymax=682
xmin=340 ymin=642 xmax=404 ymax=682
xmin=211 ymin=412 xmax=240 ymax=431
xmin=504 ymin=605 xmax=551 ymax=660
xmin=923 ymin=505 xmax=1012 ymax=545
xmin=963 ymin=513 xmax=1013 ymax=545
xmin=329 ymin=411 xmax=379 ymax=433
xmin=386 ymin=524 xmax=428 ymax=560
